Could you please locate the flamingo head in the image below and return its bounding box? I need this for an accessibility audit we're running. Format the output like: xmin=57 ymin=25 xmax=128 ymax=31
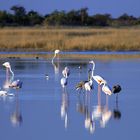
xmin=2 ymin=62 xmax=11 ymax=69
xmin=55 ymin=49 xmax=60 ymax=54
xmin=89 ymin=60 xmax=95 ymax=64
xmin=100 ymin=80 xmax=107 ymax=85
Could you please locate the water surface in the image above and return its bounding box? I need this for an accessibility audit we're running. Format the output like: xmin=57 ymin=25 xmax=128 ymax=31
xmin=0 ymin=57 xmax=140 ymax=140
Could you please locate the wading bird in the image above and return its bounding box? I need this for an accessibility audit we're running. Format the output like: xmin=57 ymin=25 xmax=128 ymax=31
xmin=3 ymin=62 xmax=23 ymax=90
xmin=52 ymin=49 xmax=60 ymax=63
xmin=61 ymin=77 xmax=67 ymax=89
xmin=3 ymin=62 xmax=14 ymax=78
xmin=9 ymin=79 xmax=23 ymax=89
xmin=62 ymin=67 xmax=70 ymax=78
xmin=2 ymin=62 xmax=14 ymax=90
xmin=101 ymin=81 xmax=112 ymax=96
xmin=76 ymin=69 xmax=93 ymax=92
xmin=89 ymin=60 xmax=106 ymax=86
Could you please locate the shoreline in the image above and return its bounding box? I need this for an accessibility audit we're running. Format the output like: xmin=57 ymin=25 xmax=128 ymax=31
xmin=0 ymin=53 xmax=140 ymax=59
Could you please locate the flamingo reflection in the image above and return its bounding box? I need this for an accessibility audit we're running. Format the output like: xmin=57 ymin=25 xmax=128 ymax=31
xmin=10 ymin=93 xmax=23 ymax=127
xmin=100 ymin=95 xmax=112 ymax=128
xmin=61 ymin=87 xmax=69 ymax=129
xmin=92 ymin=87 xmax=112 ymax=129
xmin=77 ymin=93 xmax=95 ymax=134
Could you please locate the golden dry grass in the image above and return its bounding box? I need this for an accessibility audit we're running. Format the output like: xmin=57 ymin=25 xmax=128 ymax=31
xmin=0 ymin=27 xmax=140 ymax=51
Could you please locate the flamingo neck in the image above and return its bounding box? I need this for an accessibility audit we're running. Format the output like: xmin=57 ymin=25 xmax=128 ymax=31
xmin=9 ymin=67 xmax=14 ymax=77
xmin=52 ymin=53 xmax=57 ymax=63
xmin=91 ymin=63 xmax=95 ymax=78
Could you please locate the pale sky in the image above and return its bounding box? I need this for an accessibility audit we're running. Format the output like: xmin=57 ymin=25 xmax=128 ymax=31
xmin=0 ymin=0 xmax=139 ymax=17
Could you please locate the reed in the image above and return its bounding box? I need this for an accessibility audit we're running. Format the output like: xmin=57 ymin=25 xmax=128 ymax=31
xmin=0 ymin=27 xmax=140 ymax=52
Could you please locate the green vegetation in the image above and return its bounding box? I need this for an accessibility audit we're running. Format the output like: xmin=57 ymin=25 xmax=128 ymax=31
xmin=0 ymin=27 xmax=140 ymax=52
xmin=0 ymin=5 xmax=140 ymax=27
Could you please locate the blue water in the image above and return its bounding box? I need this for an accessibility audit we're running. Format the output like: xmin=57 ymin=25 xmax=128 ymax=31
xmin=0 ymin=57 xmax=140 ymax=140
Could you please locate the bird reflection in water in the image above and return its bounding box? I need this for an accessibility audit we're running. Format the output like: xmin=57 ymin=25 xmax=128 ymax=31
xmin=113 ymin=95 xmax=121 ymax=120
xmin=10 ymin=93 xmax=23 ymax=127
xmin=92 ymin=87 xmax=112 ymax=129
xmin=77 ymin=93 xmax=95 ymax=134
xmin=52 ymin=50 xmax=60 ymax=81
xmin=61 ymin=87 xmax=69 ymax=129
xmin=100 ymin=95 xmax=112 ymax=128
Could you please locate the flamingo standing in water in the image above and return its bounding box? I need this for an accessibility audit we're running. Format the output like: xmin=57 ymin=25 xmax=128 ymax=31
xmin=62 ymin=67 xmax=70 ymax=78
xmin=52 ymin=49 xmax=60 ymax=63
xmin=2 ymin=62 xmax=22 ymax=90
xmin=61 ymin=77 xmax=68 ymax=88
xmin=52 ymin=50 xmax=60 ymax=78
xmin=101 ymin=81 xmax=112 ymax=96
xmin=101 ymin=81 xmax=121 ymax=96
xmin=89 ymin=60 xmax=106 ymax=86
xmin=76 ymin=69 xmax=93 ymax=92
xmin=61 ymin=67 xmax=69 ymax=89
xmin=2 ymin=62 xmax=14 ymax=90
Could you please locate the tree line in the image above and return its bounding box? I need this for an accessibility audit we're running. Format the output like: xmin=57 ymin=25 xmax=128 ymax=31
xmin=0 ymin=5 xmax=140 ymax=27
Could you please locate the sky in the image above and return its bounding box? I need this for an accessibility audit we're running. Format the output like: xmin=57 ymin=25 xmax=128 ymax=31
xmin=0 ymin=0 xmax=140 ymax=17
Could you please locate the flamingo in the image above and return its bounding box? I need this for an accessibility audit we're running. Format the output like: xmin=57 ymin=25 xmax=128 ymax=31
xmin=101 ymin=81 xmax=112 ymax=96
xmin=76 ymin=69 xmax=93 ymax=92
xmin=9 ymin=79 xmax=23 ymax=89
xmin=112 ymin=84 xmax=122 ymax=94
xmin=2 ymin=62 xmax=14 ymax=77
xmin=0 ymin=89 xmax=8 ymax=96
xmin=101 ymin=81 xmax=121 ymax=96
xmin=61 ymin=77 xmax=67 ymax=88
xmin=2 ymin=61 xmax=23 ymax=90
xmin=89 ymin=60 xmax=106 ymax=86
xmin=2 ymin=62 xmax=14 ymax=90
xmin=62 ymin=67 xmax=70 ymax=78
xmin=61 ymin=67 xmax=70 ymax=89
xmin=52 ymin=49 xmax=60 ymax=63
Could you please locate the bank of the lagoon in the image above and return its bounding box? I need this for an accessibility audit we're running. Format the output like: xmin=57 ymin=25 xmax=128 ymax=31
xmin=0 ymin=51 xmax=140 ymax=59
xmin=0 ymin=28 xmax=140 ymax=52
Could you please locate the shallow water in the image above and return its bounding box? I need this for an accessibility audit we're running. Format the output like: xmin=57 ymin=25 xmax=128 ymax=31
xmin=0 ymin=57 xmax=140 ymax=140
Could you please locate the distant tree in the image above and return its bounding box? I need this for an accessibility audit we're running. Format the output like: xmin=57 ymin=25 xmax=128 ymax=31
xmin=0 ymin=10 xmax=14 ymax=26
xmin=79 ymin=7 xmax=88 ymax=25
xmin=92 ymin=14 xmax=112 ymax=26
xmin=27 ymin=10 xmax=44 ymax=26
xmin=44 ymin=10 xmax=67 ymax=26
xmin=10 ymin=5 xmax=27 ymax=25
xmin=66 ymin=10 xmax=81 ymax=25
xmin=117 ymin=13 xmax=137 ymax=26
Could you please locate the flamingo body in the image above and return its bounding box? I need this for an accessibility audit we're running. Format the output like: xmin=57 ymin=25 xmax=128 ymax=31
xmin=61 ymin=77 xmax=67 ymax=88
xmin=112 ymin=84 xmax=122 ymax=94
xmin=9 ymin=79 xmax=23 ymax=89
xmin=102 ymin=83 xmax=112 ymax=96
xmin=62 ymin=67 xmax=70 ymax=78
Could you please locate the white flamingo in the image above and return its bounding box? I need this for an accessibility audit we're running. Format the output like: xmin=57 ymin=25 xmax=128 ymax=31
xmin=62 ymin=67 xmax=70 ymax=78
xmin=89 ymin=60 xmax=106 ymax=86
xmin=2 ymin=62 xmax=22 ymax=90
xmin=101 ymin=81 xmax=112 ymax=96
xmin=52 ymin=49 xmax=60 ymax=63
